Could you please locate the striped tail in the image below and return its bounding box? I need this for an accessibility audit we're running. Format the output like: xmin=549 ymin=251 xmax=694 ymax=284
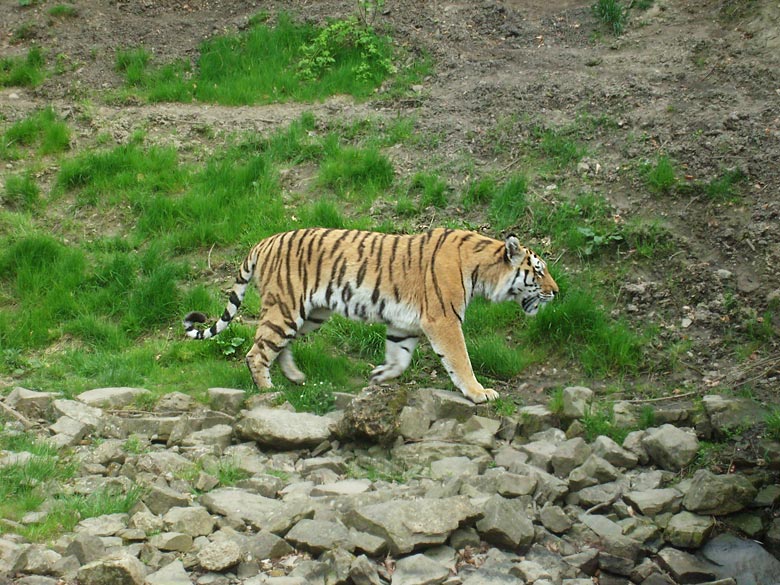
xmin=183 ymin=250 xmax=257 ymax=340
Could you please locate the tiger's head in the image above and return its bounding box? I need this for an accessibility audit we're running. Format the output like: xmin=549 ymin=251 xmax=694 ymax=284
xmin=501 ymin=235 xmax=559 ymax=315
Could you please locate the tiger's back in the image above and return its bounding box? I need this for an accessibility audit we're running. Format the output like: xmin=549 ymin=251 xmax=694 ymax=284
xmin=184 ymin=227 xmax=558 ymax=404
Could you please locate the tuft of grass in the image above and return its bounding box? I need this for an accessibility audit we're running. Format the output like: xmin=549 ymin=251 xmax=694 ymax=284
xmin=0 ymin=47 xmax=46 ymax=88
xmin=766 ymin=408 xmax=780 ymax=441
xmin=489 ymin=174 xmax=528 ymax=230
xmin=638 ymin=405 xmax=656 ymax=429
xmin=702 ymin=168 xmax=746 ymax=201
xmin=548 ymin=387 xmax=565 ymax=415
xmin=318 ymin=145 xmax=394 ymax=201
xmin=411 ymin=172 xmax=448 ymax=209
xmin=536 ymin=128 xmax=586 ymax=168
xmin=492 ymin=397 xmax=518 ymax=417
xmin=468 ymin=334 xmax=536 ymax=380
xmin=282 ymin=381 xmax=337 ymax=415
xmin=47 ymin=4 xmax=78 ymax=18
xmin=2 ymin=106 xmax=70 ymax=156
xmin=582 ymin=404 xmax=629 ymax=443
xmin=463 ymin=177 xmax=496 ymax=209
xmin=3 ymin=172 xmax=40 ymax=211
xmin=622 ymin=218 xmax=674 ymax=259
xmin=524 ymin=288 xmax=645 ymax=375
xmin=643 ymin=155 xmax=676 ymax=193
xmin=593 ymin=0 xmax=628 ymax=36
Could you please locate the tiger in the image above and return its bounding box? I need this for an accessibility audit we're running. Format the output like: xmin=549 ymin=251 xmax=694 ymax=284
xmin=183 ymin=228 xmax=558 ymax=404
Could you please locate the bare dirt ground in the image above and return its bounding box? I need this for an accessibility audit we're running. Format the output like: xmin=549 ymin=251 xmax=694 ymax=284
xmin=2 ymin=0 xmax=779 ymax=405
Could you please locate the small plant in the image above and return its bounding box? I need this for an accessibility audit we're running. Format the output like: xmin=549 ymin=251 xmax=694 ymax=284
xmin=638 ymin=405 xmax=656 ymax=429
xmin=576 ymin=226 xmax=624 ymax=257
xmin=214 ymin=335 xmax=248 ymax=359
xmin=283 ymin=382 xmax=336 ymax=415
xmin=643 ymin=155 xmax=676 ymax=193
xmin=702 ymin=168 xmax=746 ymax=201
xmin=212 ymin=459 xmax=251 ymax=486
xmin=0 ymin=46 xmax=46 ymax=87
xmin=411 ymin=172 xmax=448 ymax=209
xmin=463 ymin=177 xmax=496 ymax=209
xmin=581 ymin=404 xmax=628 ymax=443
xmin=548 ymin=387 xmax=565 ymax=415
xmin=536 ymin=128 xmax=586 ymax=168
xmin=765 ymin=408 xmax=780 ymax=441
xmin=489 ymin=174 xmax=528 ymax=230
xmin=48 ymin=4 xmax=78 ymax=17
xmin=122 ymin=435 xmax=147 ymax=454
xmin=492 ymin=397 xmax=518 ymax=417
xmin=593 ymin=0 xmax=628 ymax=36
xmin=2 ymin=106 xmax=70 ymax=156
xmin=3 ymin=172 xmax=40 ymax=211
xmin=318 ymin=145 xmax=394 ymax=201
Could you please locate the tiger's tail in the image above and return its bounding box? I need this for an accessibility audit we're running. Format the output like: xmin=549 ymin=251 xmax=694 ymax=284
xmin=183 ymin=248 xmax=259 ymax=340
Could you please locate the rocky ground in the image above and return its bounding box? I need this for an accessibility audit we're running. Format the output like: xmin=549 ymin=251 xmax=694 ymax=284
xmin=2 ymin=384 xmax=780 ymax=584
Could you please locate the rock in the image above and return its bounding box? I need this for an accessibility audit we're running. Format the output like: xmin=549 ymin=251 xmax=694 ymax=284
xmin=551 ymin=438 xmax=592 ymax=477
xmin=494 ymin=471 xmax=537 ymax=497
xmin=398 ymin=406 xmax=432 ymax=440
xmin=310 ymin=479 xmax=372 ymax=497
xmin=517 ymin=405 xmax=555 ymax=436
xmin=701 ymin=395 xmax=766 ymax=437
xmin=0 ymin=538 xmax=24 ymax=574
xmin=539 ymin=503 xmax=573 ymax=534
xmin=13 ymin=545 xmax=61 ymax=575
xmin=346 ymin=496 xmax=480 ymax=555
xmin=285 ymin=519 xmax=352 ymax=554
xmin=337 ymin=385 xmax=409 ymax=442
xmin=430 ymin=456 xmax=480 ymax=479
xmin=699 ymin=533 xmax=780 ymax=585
xmin=245 ymin=529 xmax=295 ymax=560
xmin=664 ymin=511 xmax=715 ymax=548
xmin=574 ymin=481 xmax=623 ymax=509
xmin=236 ymin=406 xmax=333 ymax=448
xmin=77 ymin=387 xmax=150 ymax=409
xmin=65 ymin=533 xmax=106 ymax=564
xmin=145 ymin=560 xmax=191 ymax=585
xmin=417 ymin=389 xmax=476 ymax=421
xmin=461 ymin=570 xmax=524 ymax=584
xmin=580 ymin=514 xmax=641 ymax=575
xmin=624 ymin=488 xmax=682 ymax=517
xmin=200 ymin=487 xmax=285 ymax=531
xmin=322 ymin=547 xmax=354 ymax=584
xmin=562 ymin=386 xmax=593 ymax=419
xmin=5 ymin=387 xmax=55 ymax=419
xmin=77 ymin=553 xmax=147 ymax=585
xmin=349 ymin=554 xmax=382 ymax=585
xmin=475 ymin=495 xmax=535 ymax=549
xmin=149 ymin=532 xmax=193 ymax=552
xmin=162 ymin=506 xmax=215 ymax=537
xmin=392 ymin=440 xmax=489 ymax=468
xmin=197 ymin=539 xmax=241 ymax=571
xmin=520 ymin=440 xmax=559 ymax=472
xmin=656 ymin=547 xmax=717 ymax=583
xmin=622 ymin=431 xmax=650 ymax=465
xmin=208 ymin=387 xmax=246 ymax=415
xmin=568 ymin=455 xmax=620 ymax=490
xmin=181 ymin=424 xmax=233 ymax=451
xmin=391 ymin=553 xmax=450 ymax=585
xmin=592 ymin=435 xmax=638 ymax=468
xmin=75 ymin=513 xmax=128 ymax=537
xmin=143 ymin=484 xmax=190 ymax=516
xmin=641 ymin=425 xmax=699 ymax=471
xmin=682 ymin=469 xmax=757 ymax=515
xmin=52 ymin=399 xmax=104 ymax=433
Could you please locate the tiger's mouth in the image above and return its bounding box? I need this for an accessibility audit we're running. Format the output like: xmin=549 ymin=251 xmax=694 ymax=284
xmin=521 ymin=292 xmax=555 ymax=315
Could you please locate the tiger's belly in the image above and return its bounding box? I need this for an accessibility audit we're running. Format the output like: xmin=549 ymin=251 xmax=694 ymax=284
xmin=309 ymin=286 xmax=421 ymax=331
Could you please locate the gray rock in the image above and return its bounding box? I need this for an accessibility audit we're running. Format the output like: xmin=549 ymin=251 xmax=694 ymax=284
xmin=77 ymin=553 xmax=147 ymax=585
xmin=493 ymin=471 xmax=537 ymax=497
xmin=551 ymin=438 xmax=592 ymax=477
xmin=520 ymin=440 xmax=558 ymax=472
xmin=392 ymin=441 xmax=489 ymax=468
xmin=77 ymin=387 xmax=150 ymax=409
xmin=349 ymin=554 xmax=382 ymax=585
xmin=624 ymin=488 xmax=682 ymax=517
xmin=391 ymin=553 xmax=450 ymax=585
xmin=181 ymin=424 xmax=233 ymax=451
xmin=574 ymin=481 xmax=623 ymax=508
xmin=322 ymin=547 xmax=354 ymax=585
xmin=430 ymin=456 xmax=480 ymax=480
xmin=562 ymin=386 xmax=593 ymax=419
xmin=143 ymin=484 xmax=190 ymax=516
xmin=417 ymin=389 xmax=476 ymax=421
xmin=580 ymin=514 xmax=641 ymax=573
xmin=128 ymin=509 xmax=164 ymax=534
xmin=641 ymin=425 xmax=698 ymax=471
xmin=311 ymin=479 xmax=372 ymax=497
xmin=197 ymin=539 xmax=241 ymax=571
xmin=657 ymin=547 xmax=717 ymax=583
xmin=461 ymin=571 xmax=524 ymax=584
xmin=162 ymin=506 xmax=215 ymax=537
xmin=398 ymin=406 xmax=432 ymax=440
xmin=568 ymin=455 xmax=620 ymax=491
xmin=201 ymin=487 xmax=284 ymax=531
xmin=244 ymin=529 xmax=295 ymax=560
xmin=592 ymin=435 xmax=638 ymax=468
xmin=0 ymin=538 xmax=24 ymax=574
xmin=517 ymin=405 xmax=555 ymax=436
xmin=50 ymin=415 xmax=90 ymax=442
xmin=475 ymin=495 xmax=535 ymax=549
xmin=13 ymin=545 xmax=61 ymax=575
xmin=346 ymin=496 xmax=480 ymax=555
xmin=208 ymin=387 xmax=246 ymax=415
xmin=148 ymin=532 xmax=193 ymax=552
xmin=65 ymin=533 xmax=106 ymax=564
xmin=5 ymin=387 xmax=56 ymax=419
xmin=337 ymin=385 xmax=408 ymax=442
xmin=52 ymin=399 xmax=104 ymax=433
xmin=539 ymin=503 xmax=573 ymax=534
xmin=664 ymin=511 xmax=715 ymax=548
xmin=133 ymin=451 xmax=195 ymax=476
xmin=682 ymin=469 xmax=757 ymax=515
xmin=701 ymin=395 xmax=766 ymax=437
xmin=75 ymin=513 xmax=128 ymax=537
xmin=285 ymin=519 xmax=352 ymax=554
xmin=700 ymin=533 xmax=780 ymax=585
xmin=145 ymin=560 xmax=191 ymax=585
xmin=508 ymin=462 xmax=569 ymax=502
xmin=622 ymin=431 xmax=650 ymax=465
xmin=236 ymin=406 xmax=333 ymax=448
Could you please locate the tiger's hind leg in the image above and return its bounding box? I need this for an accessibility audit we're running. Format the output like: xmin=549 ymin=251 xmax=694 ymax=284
xmin=245 ymin=305 xmax=305 ymax=389
xmin=277 ymin=308 xmax=331 ymax=384
xmin=370 ymin=327 xmax=419 ymax=384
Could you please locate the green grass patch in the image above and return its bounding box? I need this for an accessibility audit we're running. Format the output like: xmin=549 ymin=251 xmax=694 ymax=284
xmin=593 ymin=0 xmax=628 ymax=36
xmin=701 ymin=168 xmax=746 ymax=201
xmin=318 ymin=144 xmax=394 ymax=201
xmin=410 ymin=172 xmax=448 ymax=209
xmin=582 ymin=404 xmax=629 ymax=443
xmin=643 ymin=155 xmax=677 ymax=193
xmin=115 ymin=12 xmax=396 ymax=105
xmin=0 ymin=47 xmax=46 ymax=88
xmin=535 ymin=127 xmax=586 ymax=168
xmin=48 ymin=4 xmax=78 ymax=18
xmin=489 ymin=174 xmax=528 ymax=230
xmin=3 ymin=172 xmax=40 ymax=211
xmin=2 ymin=106 xmax=70 ymax=157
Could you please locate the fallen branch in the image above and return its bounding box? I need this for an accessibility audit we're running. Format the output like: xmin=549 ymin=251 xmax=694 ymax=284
xmin=0 ymin=400 xmax=36 ymax=429
xmin=625 ymin=390 xmax=699 ymax=404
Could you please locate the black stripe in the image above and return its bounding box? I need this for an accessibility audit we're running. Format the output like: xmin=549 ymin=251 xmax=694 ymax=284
xmin=387 ymin=334 xmax=416 ymax=343
xmin=450 ymin=302 xmax=463 ymax=323
xmin=356 ymin=259 xmax=368 ymax=288
xmin=229 ymin=291 xmax=241 ymax=308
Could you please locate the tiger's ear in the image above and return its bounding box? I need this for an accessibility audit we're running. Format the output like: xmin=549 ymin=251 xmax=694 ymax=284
xmin=505 ymin=235 xmax=526 ymax=264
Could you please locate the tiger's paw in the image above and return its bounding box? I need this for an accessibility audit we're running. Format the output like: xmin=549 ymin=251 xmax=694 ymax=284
xmin=462 ymin=387 xmax=500 ymax=404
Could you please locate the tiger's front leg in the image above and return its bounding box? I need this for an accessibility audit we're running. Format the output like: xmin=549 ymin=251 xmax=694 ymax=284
xmin=422 ymin=318 xmax=500 ymax=404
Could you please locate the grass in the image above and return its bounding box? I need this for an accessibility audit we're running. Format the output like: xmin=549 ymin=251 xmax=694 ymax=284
xmin=3 ymin=172 xmax=40 ymax=211
xmin=0 ymin=47 xmax=46 ymax=88
xmin=114 ymin=12 xmax=399 ymax=105
xmin=2 ymin=106 xmax=70 ymax=158
xmin=643 ymin=155 xmax=677 ymax=193
xmin=766 ymin=408 xmax=780 ymax=441
xmin=593 ymin=0 xmax=628 ymax=36
xmin=582 ymin=404 xmax=629 ymax=443
xmin=318 ymin=144 xmax=394 ymax=202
